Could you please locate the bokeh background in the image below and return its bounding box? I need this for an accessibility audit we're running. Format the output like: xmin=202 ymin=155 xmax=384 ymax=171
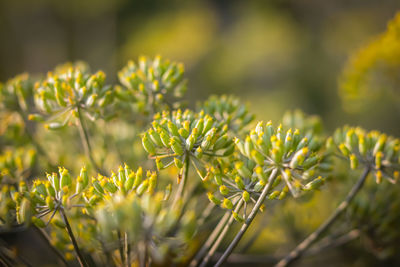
xmin=1 ymin=0 xmax=400 ymax=135
xmin=1 ymin=1 xmax=400 ymax=266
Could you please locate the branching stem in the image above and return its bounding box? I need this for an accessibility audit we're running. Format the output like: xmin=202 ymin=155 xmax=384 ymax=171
xmin=275 ymin=166 xmax=370 ymax=267
xmin=214 ymin=168 xmax=278 ymax=267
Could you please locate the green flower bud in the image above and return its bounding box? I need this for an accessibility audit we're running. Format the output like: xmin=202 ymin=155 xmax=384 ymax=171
xmin=195 ymin=118 xmax=204 ymax=134
xmin=235 ymin=162 xmax=252 ymax=178
xmin=268 ymin=191 xmax=280 ymax=200
xmin=350 ymin=154 xmax=358 ymax=170
xmin=375 ymin=151 xmax=383 ymax=169
xmin=142 ymin=133 xmax=156 ymax=155
xmin=290 ymin=148 xmax=308 ymax=169
xmin=203 ymin=116 xmax=214 ymax=134
xmin=235 ymin=176 xmax=245 ymax=190
xmin=134 ymin=167 xmax=143 ymax=188
xmin=156 ymin=158 xmax=164 ymax=170
xmin=207 ymin=192 xmax=221 ymax=205
xmin=304 ymin=176 xmax=324 ymax=191
xmin=242 ymin=191 xmax=250 ymax=202
xmin=255 ymin=166 xmax=267 ymax=182
xmin=219 ymin=185 xmax=229 ymax=195
xmin=179 ymin=128 xmax=189 ymax=139
xmin=373 ymin=134 xmax=387 ymax=155
xmin=60 ymin=168 xmax=71 ymax=188
xmin=136 ymin=180 xmax=149 ymax=195
xmin=124 ymin=174 xmax=135 ymax=191
xmin=28 ymin=114 xmax=45 ymax=122
xmin=222 ymin=198 xmax=233 ymax=210
xmin=214 ymin=173 xmax=223 ymax=186
xmin=254 ymin=180 xmax=265 ymax=192
xmin=168 ymin=121 xmax=179 ymax=136
xmin=92 ymin=180 xmax=105 ymax=195
xmin=251 ymin=150 xmax=264 ymax=166
xmin=46 ymin=196 xmax=54 ymax=210
xmin=149 ymin=129 xmax=163 ymax=147
xmin=232 ymin=211 xmax=244 ymax=222
xmin=170 ymin=137 xmax=184 ymax=155
xmin=174 ymin=157 xmax=184 ymax=169
xmin=80 ymin=166 xmax=89 ymax=189
xmin=148 ymin=173 xmax=157 ymax=193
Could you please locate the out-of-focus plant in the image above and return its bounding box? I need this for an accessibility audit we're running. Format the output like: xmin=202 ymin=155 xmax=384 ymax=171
xmin=0 ymin=55 xmax=399 ymax=267
xmin=339 ymin=12 xmax=400 ymax=112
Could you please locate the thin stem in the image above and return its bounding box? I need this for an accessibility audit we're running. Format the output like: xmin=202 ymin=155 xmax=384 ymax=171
xmin=17 ymin=110 xmax=56 ymax=169
xmin=189 ymin=211 xmax=231 ymax=267
xmin=59 ymin=208 xmax=89 ymax=267
xmin=34 ymin=226 xmax=69 ymax=267
xmin=172 ymin=154 xmax=190 ymax=207
xmin=199 ymin=199 xmax=245 ymax=267
xmin=117 ymin=230 xmax=125 ymax=265
xmin=214 ymin=168 xmax=278 ymax=267
xmin=76 ymin=107 xmax=105 ymax=175
xmin=124 ymin=232 xmax=130 ymax=267
xmin=211 ymin=229 xmax=361 ymax=264
xmin=275 ymin=166 xmax=370 ymax=267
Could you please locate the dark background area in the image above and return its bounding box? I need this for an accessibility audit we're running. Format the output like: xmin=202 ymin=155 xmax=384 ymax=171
xmin=1 ymin=0 xmax=399 ymax=132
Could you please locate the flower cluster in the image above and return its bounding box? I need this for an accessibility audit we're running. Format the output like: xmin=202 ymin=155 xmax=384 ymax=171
xmin=31 ymin=63 xmax=116 ymax=129
xmin=332 ymin=127 xmax=400 ymax=184
xmin=199 ymin=95 xmax=255 ymax=135
xmin=0 ymin=147 xmax=36 ymax=184
xmin=0 ymin=73 xmax=33 ymax=112
xmin=142 ymin=109 xmax=234 ymax=179
xmin=118 ymin=56 xmax=187 ymax=115
xmin=206 ymin=121 xmax=327 ymax=221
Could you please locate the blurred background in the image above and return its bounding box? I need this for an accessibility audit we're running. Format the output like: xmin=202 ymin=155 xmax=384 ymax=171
xmin=1 ymin=0 xmax=400 ymax=135
xmin=2 ymin=1 xmax=400 ymax=266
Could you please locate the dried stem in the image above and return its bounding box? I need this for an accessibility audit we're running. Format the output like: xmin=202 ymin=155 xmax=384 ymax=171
xmin=275 ymin=166 xmax=370 ymax=267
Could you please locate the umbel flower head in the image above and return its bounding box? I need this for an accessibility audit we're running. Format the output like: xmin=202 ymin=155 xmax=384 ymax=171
xmin=234 ymin=121 xmax=326 ymax=197
xmin=331 ymin=126 xmax=400 ymax=184
xmin=198 ymin=94 xmax=255 ymax=135
xmin=118 ymin=56 xmax=187 ymax=115
xmin=206 ymin=121 xmax=327 ymax=221
xmin=0 ymin=73 xmax=33 ymax=112
xmin=30 ymin=62 xmax=116 ymax=129
xmin=142 ymin=109 xmax=234 ymax=180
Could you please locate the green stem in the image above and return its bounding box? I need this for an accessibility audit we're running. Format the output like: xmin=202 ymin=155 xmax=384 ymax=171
xmin=76 ymin=107 xmax=105 ymax=175
xmin=18 ymin=110 xmax=56 ymax=169
xmin=59 ymin=208 xmax=89 ymax=267
xmin=275 ymin=166 xmax=370 ymax=267
xmin=124 ymin=232 xmax=130 ymax=267
xmin=172 ymin=154 xmax=190 ymax=207
xmin=214 ymin=168 xmax=278 ymax=267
